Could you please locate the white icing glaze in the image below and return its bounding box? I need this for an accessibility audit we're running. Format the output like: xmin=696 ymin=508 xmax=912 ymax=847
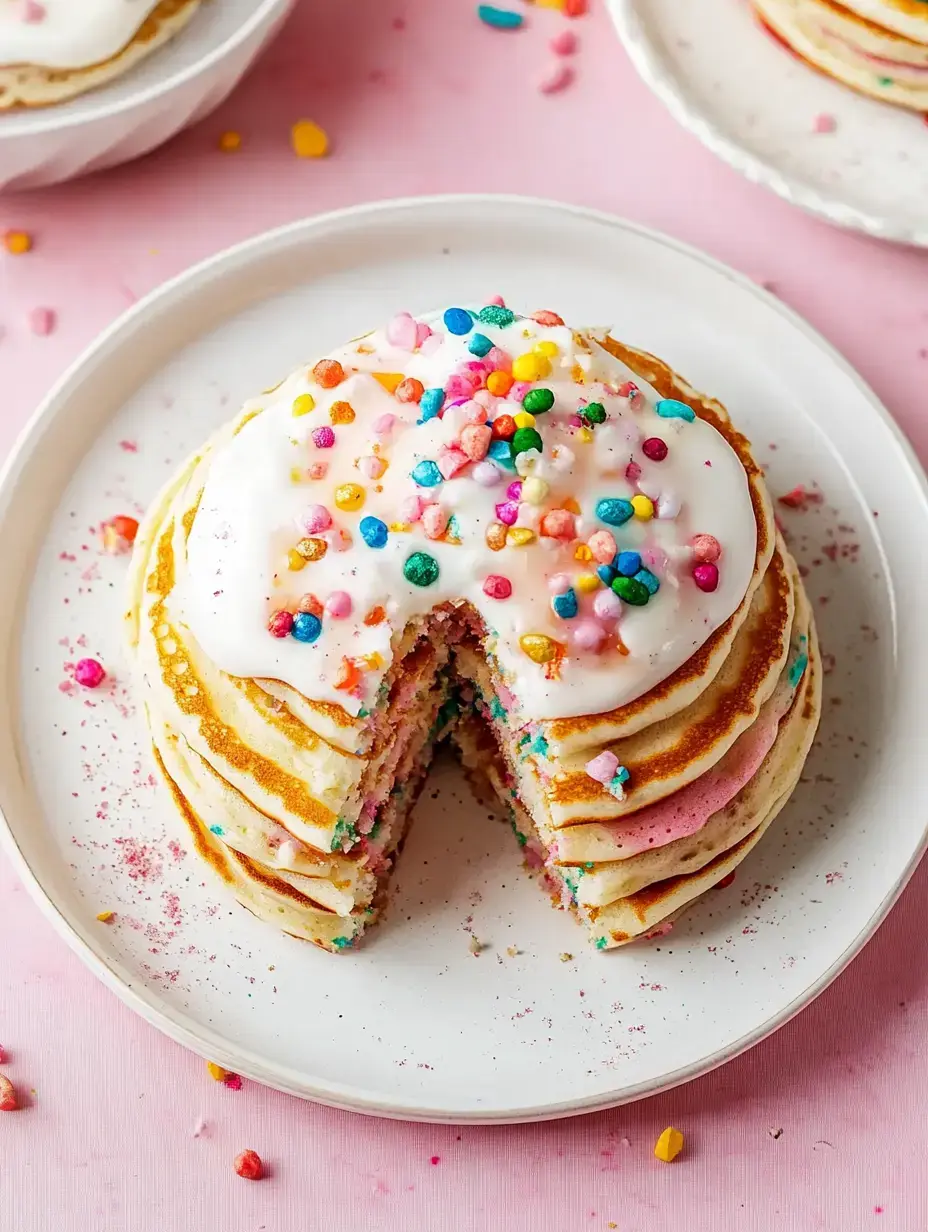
xmin=0 ymin=0 xmax=162 ymax=69
xmin=183 ymin=308 xmax=758 ymax=722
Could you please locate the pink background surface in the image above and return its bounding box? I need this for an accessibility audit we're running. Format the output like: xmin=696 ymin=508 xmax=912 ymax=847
xmin=1 ymin=2 xmax=927 ymax=1229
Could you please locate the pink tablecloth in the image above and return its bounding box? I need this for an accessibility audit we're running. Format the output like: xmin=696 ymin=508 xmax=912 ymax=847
xmin=1 ymin=2 xmax=926 ymax=1228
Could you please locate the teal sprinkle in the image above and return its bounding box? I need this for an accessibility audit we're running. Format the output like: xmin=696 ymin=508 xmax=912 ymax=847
xmin=655 ymin=398 xmax=696 ymax=423
xmin=209 ymin=824 xmax=224 ymax=836
xmin=529 ymin=733 xmax=550 ymax=758
xmin=489 ymin=694 xmax=507 ymax=722
xmin=517 ymin=732 xmax=531 ymax=748
xmin=446 ymin=513 xmax=461 ymax=540
xmin=595 ymin=937 xmax=608 ymax=951
xmin=477 ymin=304 xmax=516 ymax=327
xmin=788 ymin=653 xmax=808 ymax=689
xmin=358 ymin=707 xmax=369 ymax=718
xmin=608 ymin=766 xmax=630 ymax=799
xmin=331 ymin=936 xmax=354 ymax=950
xmin=584 ymin=862 xmax=594 ymax=871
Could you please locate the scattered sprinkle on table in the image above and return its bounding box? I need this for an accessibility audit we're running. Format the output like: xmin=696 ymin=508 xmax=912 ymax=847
xmin=654 ymin=1126 xmax=684 ymax=1162
xmin=3 ymin=230 xmax=32 ymax=255
xmin=550 ymin=29 xmax=577 ymax=55
xmin=559 ymin=952 xmax=573 ymax=962
xmin=95 ymin=910 xmax=115 ymax=923
xmin=28 ymin=307 xmax=56 ymax=336
xmin=74 ymin=658 xmax=105 ymax=689
xmin=468 ymin=936 xmax=488 ymax=955
xmin=233 ymin=1149 xmax=264 ymax=1181
xmin=0 ymin=1073 xmax=16 ymax=1112
xmin=218 ymin=130 xmax=242 ymax=153
xmin=291 ymin=119 xmax=329 ymax=158
xmin=537 ymin=62 xmax=574 ymax=93
xmin=206 ymin=1061 xmax=229 ymax=1082
xmin=813 ymin=113 xmax=837 ymax=134
xmin=477 ymin=4 xmax=524 ymax=29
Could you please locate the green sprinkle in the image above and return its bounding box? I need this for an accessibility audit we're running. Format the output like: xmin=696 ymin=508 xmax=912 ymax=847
xmin=581 ymin=401 xmax=607 ymax=424
xmin=522 ymin=387 xmax=555 ymax=414
xmin=511 ymin=426 xmax=543 ymax=457
xmin=331 ymin=817 xmax=359 ymax=851
xmin=877 ymin=75 xmax=894 ymax=86
xmin=331 ymin=936 xmax=354 ymax=949
xmin=595 ymin=937 xmax=608 ymax=951
xmin=489 ymin=694 xmax=506 ymax=722
xmin=404 ymin=550 xmax=440 ymax=587
xmin=612 ymin=576 xmax=650 ymax=606
xmin=477 ymin=304 xmax=516 ymax=327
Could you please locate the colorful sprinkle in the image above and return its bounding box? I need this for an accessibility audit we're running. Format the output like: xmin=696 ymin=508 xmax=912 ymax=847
xmin=693 ymin=563 xmax=719 ymax=592
xmin=486 ymin=370 xmax=514 ymax=397
xmin=478 ymin=305 xmax=516 ymax=327
xmin=513 ymin=411 xmax=536 ymax=430
xmin=395 ymin=377 xmax=425 ymax=404
xmin=419 ymin=388 xmax=444 ymax=420
xmin=291 ymin=612 xmax=322 ymax=643
xmin=291 ymin=118 xmax=329 ymax=158
xmin=386 ymin=312 xmax=418 ymax=350
xmin=411 ymin=460 xmax=442 ymax=488
xmin=490 ymin=414 xmax=516 ymax=440
xmin=521 ymin=475 xmax=548 ymax=504
xmin=489 ymin=439 xmax=515 ymax=469
xmin=512 ymin=352 xmax=551 ymax=383
xmin=334 ymin=483 xmax=365 ymax=511
xmin=477 ymin=4 xmax=524 ymax=29
xmin=295 ymin=537 xmax=327 ymax=561
xmin=552 ymin=588 xmax=578 ymax=619
xmin=595 ymin=497 xmax=633 ymax=526
xmin=635 ymin=568 xmax=660 ymax=595
xmin=298 ymin=594 xmax=324 ymax=617
xmin=511 ymin=426 xmax=543 ymax=457
xmin=268 ymin=610 xmax=294 ymax=638
xmin=572 ymin=618 xmax=606 ymax=650
xmin=468 ymin=332 xmax=494 ymax=357
xmin=507 ymin=527 xmax=535 ymax=546
xmin=523 ymin=387 xmax=555 ymax=414
xmin=585 ymin=750 xmax=618 ymax=784
xmin=485 ymin=522 xmax=508 ymax=551
xmin=612 ymin=576 xmax=650 ymax=606
xmin=691 ymin=533 xmax=721 ymax=563
xmin=483 ymin=574 xmax=512 ymax=599
xmin=234 ymin=1149 xmax=264 ymax=1181
xmin=472 ymin=460 xmax=501 ymax=486
xmin=0 ymin=1073 xmax=17 ymax=1113
xmin=519 ymin=633 xmax=560 ymax=663
xmin=101 ymin=515 xmax=139 ymax=555
xmin=630 ymin=494 xmax=654 ymax=521
xmin=642 ymin=436 xmax=668 ymax=462
xmin=404 ymin=551 xmax=440 ymax=586
xmin=655 ymin=398 xmax=695 ymax=423
xmin=654 ymin=1128 xmax=684 ymax=1163
xmin=311 ymin=425 xmax=336 ymax=449
xmin=615 ymin=550 xmax=641 ymax=577
xmin=312 ymin=359 xmax=345 ymax=388
xmin=581 ymin=401 xmax=606 ymax=425
xmin=3 ymin=230 xmax=31 ymax=255
xmin=443 ymin=307 xmax=474 ymax=335
xmin=540 ymin=509 xmax=575 ymax=539
xmin=74 ymin=658 xmax=105 ymax=688
xmin=359 ymin=516 xmax=389 ymax=548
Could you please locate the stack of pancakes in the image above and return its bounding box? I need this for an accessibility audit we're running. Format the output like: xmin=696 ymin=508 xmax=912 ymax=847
xmin=753 ymin=0 xmax=928 ymax=110
xmin=0 ymin=0 xmax=200 ymax=110
xmin=126 ymin=309 xmax=820 ymax=951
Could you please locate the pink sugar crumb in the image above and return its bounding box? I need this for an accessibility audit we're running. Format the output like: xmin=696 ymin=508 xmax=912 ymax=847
xmin=28 ymin=306 xmax=56 ymax=336
xmin=778 ymin=484 xmax=824 ymax=511
xmin=430 ymin=1155 xmax=441 ymax=1165
xmin=223 ymin=1073 xmax=243 ymax=1091
xmin=813 ymin=113 xmax=837 ymax=134
xmin=118 ymin=440 xmax=138 ymax=452
xmin=114 ymin=836 xmax=163 ymax=883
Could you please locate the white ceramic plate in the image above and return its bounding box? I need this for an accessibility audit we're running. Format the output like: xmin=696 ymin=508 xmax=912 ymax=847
xmin=0 ymin=195 xmax=925 ymax=1124
xmin=609 ymin=0 xmax=928 ymax=246
xmin=0 ymin=0 xmax=293 ymax=192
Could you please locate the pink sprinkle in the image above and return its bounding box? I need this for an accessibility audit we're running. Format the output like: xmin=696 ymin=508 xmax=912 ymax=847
xmin=593 ymin=589 xmax=622 ymax=621
xmin=691 ymin=533 xmax=721 ymax=564
xmin=585 ymin=751 xmax=618 ymax=784
xmin=550 ymin=29 xmax=577 ymax=55
xmin=539 ymin=509 xmax=575 ymax=540
xmin=400 ymin=494 xmax=424 ymax=523
xmin=223 ymin=1073 xmax=243 ymax=1091
xmin=625 ymin=460 xmax=642 ymax=484
xmin=547 ymin=572 xmax=571 ymax=595
xmin=307 ymin=461 xmax=328 ymax=480
xmin=587 ymin=530 xmax=616 ymax=564
xmin=29 ymin=306 xmax=55 ymax=335
xmin=268 ymin=610 xmax=293 ymax=638
xmin=485 ymin=347 xmax=511 ymax=372
xmin=312 ymin=426 xmax=335 ymax=449
xmin=325 ymin=590 xmax=352 ymax=619
xmin=422 ymin=503 xmax=450 ymax=539
xmin=473 ymin=389 xmax=496 ymax=409
xmin=460 ymin=400 xmax=488 ymax=425
xmin=495 ymin=500 xmax=519 ymax=526
xmin=472 ymin=461 xmax=501 ymax=486
xmin=506 ymin=480 xmax=523 ymax=501
xmin=445 ymin=374 xmax=475 ymax=400
xmin=483 ymin=574 xmax=512 ymax=600
xmin=297 ymin=504 xmax=331 ymax=535
xmin=386 ymin=311 xmax=418 ymax=350
xmin=487 ymin=295 xmax=506 ymax=307
xmin=693 ymin=563 xmax=719 ymax=592
xmin=74 ymin=658 xmax=105 ymax=688
xmin=813 ymin=113 xmax=837 ymax=134
xmin=617 ymin=381 xmax=638 ymax=398
xmin=509 ymin=381 xmax=530 ymax=402
xmin=437 ymin=447 xmax=469 ymax=479
xmin=373 ymin=413 xmax=396 ymax=436
xmin=415 ymin=321 xmax=433 ymax=348
xmin=460 ymin=423 xmax=492 ymax=461
xmin=537 ymin=62 xmax=573 ymax=94
xmin=572 ymin=619 xmax=606 ymax=652
xmin=642 ymin=437 xmax=668 ymax=462
xmin=358 ymin=455 xmax=386 ymax=479
xmin=21 ymin=0 xmax=45 ymax=22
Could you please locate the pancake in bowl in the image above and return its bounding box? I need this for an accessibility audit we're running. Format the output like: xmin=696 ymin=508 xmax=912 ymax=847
xmin=0 ymin=0 xmax=201 ymax=110
xmin=125 ymin=302 xmax=821 ymax=951
xmin=753 ymin=0 xmax=928 ymax=110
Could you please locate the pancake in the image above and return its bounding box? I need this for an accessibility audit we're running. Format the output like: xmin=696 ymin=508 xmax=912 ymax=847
xmin=126 ymin=302 xmax=821 ymax=951
xmin=754 ymin=0 xmax=928 ymax=110
xmin=0 ymin=0 xmax=200 ymax=110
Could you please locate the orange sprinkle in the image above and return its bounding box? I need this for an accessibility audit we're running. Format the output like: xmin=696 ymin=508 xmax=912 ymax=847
xmin=329 ymin=400 xmax=355 ymax=424
xmin=298 ymin=594 xmax=323 ymax=617
xmin=334 ymin=658 xmax=362 ymax=691
xmin=312 ymin=359 xmax=345 ymax=388
xmin=218 ymin=131 xmax=242 ymax=153
xmin=4 ymin=230 xmax=32 ymax=255
xmin=561 ymin=496 xmax=581 ymax=515
xmin=363 ymin=605 xmax=386 ymax=626
xmin=96 ymin=910 xmax=115 ymax=923
xmin=371 ymin=372 xmax=404 ymax=395
xmin=486 ymin=370 xmax=513 ymax=397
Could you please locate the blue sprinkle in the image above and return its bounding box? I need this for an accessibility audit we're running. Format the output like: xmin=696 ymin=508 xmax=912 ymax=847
xmin=291 ymin=612 xmax=322 ymax=643
xmin=468 ymin=332 xmax=493 ymax=357
xmin=477 ymin=4 xmax=524 ymax=29
xmin=595 ymin=497 xmax=633 ymax=526
xmin=788 ymin=652 xmax=808 ymax=689
xmin=596 ymin=564 xmax=617 ymax=586
xmin=655 ymin=398 xmax=696 ymax=423
xmin=419 ymin=388 xmax=444 ymax=421
xmin=634 ymin=568 xmax=660 ymax=595
xmin=552 ymin=587 xmax=578 ymax=620
xmin=443 ymin=307 xmax=474 ymax=335
xmin=616 ymin=550 xmax=642 ymax=577
xmin=411 ymin=459 xmax=443 ymax=487
xmin=359 ymin=515 xmax=389 ymax=548
xmin=489 ymin=438 xmax=515 ymax=470
xmin=209 ymin=824 xmax=224 ymax=836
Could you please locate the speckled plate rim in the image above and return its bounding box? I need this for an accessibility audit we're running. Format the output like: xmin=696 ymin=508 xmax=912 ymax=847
xmin=607 ymin=0 xmax=928 ymax=248
xmin=0 ymin=195 xmax=927 ymax=1124
xmin=0 ymin=0 xmax=294 ymax=138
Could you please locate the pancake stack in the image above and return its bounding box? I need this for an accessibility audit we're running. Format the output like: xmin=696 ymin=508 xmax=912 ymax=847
xmin=126 ymin=304 xmax=821 ymax=951
xmin=753 ymin=0 xmax=928 ymax=110
xmin=0 ymin=0 xmax=200 ymax=109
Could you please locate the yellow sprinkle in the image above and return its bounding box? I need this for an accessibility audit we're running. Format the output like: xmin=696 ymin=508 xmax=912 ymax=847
xmin=521 ymin=476 xmax=548 ymax=505
xmin=570 ymin=362 xmax=585 ymax=383
xmin=631 ymin=494 xmax=655 ymax=521
xmin=289 ymin=466 xmax=305 ymax=483
xmin=291 ymin=393 xmax=315 ymax=417
xmin=291 ymin=118 xmax=329 ymax=158
xmin=218 ymin=130 xmax=242 ymax=153
xmin=519 ymin=633 xmax=559 ymax=664
xmin=4 ymin=230 xmax=32 ymax=255
xmin=360 ymin=652 xmax=385 ymax=670
xmin=576 ymin=426 xmax=594 ymax=443
xmin=287 ymin=548 xmax=308 ymax=571
xmin=206 ymin=1062 xmax=229 ymax=1082
xmin=561 ymin=496 xmax=581 ymax=514
xmin=534 ymin=340 xmax=559 ymax=357
xmin=334 ymin=483 xmax=365 ymax=512
xmin=574 ymin=544 xmax=593 ymax=561
xmin=507 ymin=527 xmax=536 ymax=546
xmin=370 ymin=372 xmax=404 ymax=394
xmin=535 ymin=0 xmax=566 ymax=8
xmin=389 ymin=522 xmax=411 ymax=533
xmin=576 ymin=573 xmax=600 ymax=593
xmin=95 ymin=910 xmax=114 ymax=923
xmin=512 ymin=352 xmax=551 ymax=383
xmin=513 ymin=411 xmax=536 ymax=430
xmin=654 ymin=1126 xmax=684 ymax=1163
xmin=296 ymin=536 xmax=328 ymax=561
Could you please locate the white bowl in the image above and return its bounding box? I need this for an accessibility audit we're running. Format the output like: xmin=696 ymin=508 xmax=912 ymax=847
xmin=0 ymin=0 xmax=294 ymax=192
